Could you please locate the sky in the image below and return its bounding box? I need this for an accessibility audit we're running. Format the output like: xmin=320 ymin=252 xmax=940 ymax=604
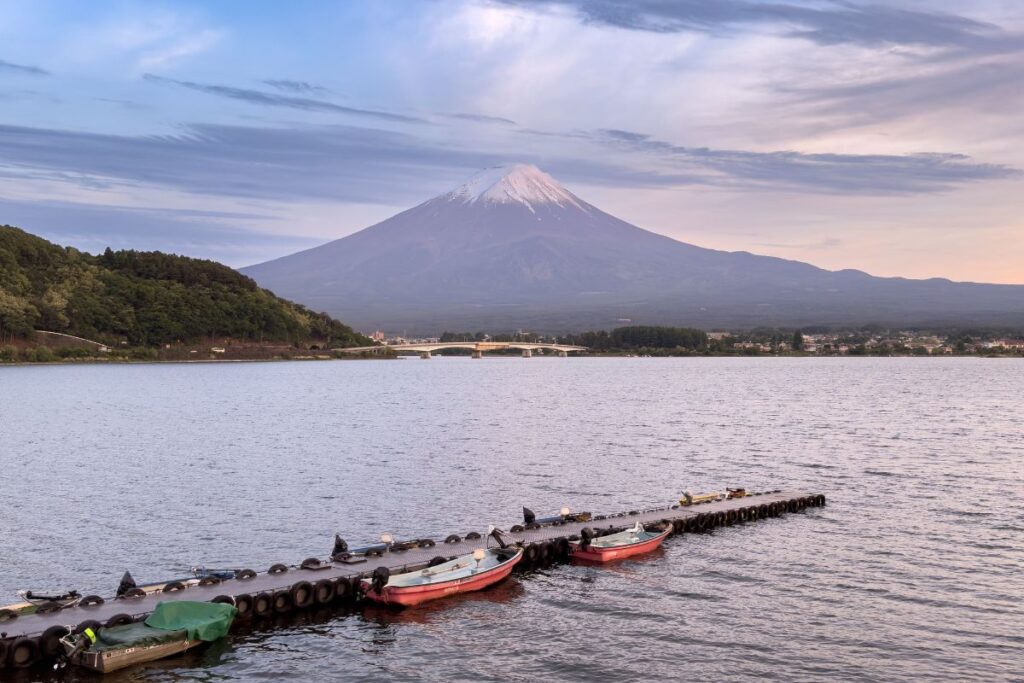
xmin=0 ymin=0 xmax=1022 ymax=283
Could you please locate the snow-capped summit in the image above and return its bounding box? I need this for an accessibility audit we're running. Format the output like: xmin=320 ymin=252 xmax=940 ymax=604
xmin=447 ymin=163 xmax=584 ymax=211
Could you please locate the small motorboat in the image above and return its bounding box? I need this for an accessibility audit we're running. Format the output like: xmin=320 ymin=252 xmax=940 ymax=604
xmin=361 ymin=530 xmax=523 ymax=607
xmin=60 ymin=600 xmax=236 ymax=673
xmin=570 ymin=522 xmax=671 ymax=563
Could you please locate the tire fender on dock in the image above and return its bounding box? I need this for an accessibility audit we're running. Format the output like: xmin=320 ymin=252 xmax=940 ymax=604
xmin=253 ymin=592 xmax=273 ymax=617
xmin=39 ymin=625 xmax=70 ymax=659
xmin=290 ymin=581 xmax=314 ymax=609
xmin=10 ymin=637 xmax=38 ymax=669
xmin=234 ymin=594 xmax=254 ymax=618
xmin=314 ymin=579 xmax=335 ymax=605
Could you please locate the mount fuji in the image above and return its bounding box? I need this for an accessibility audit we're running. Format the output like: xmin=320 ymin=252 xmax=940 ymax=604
xmin=242 ymin=164 xmax=1024 ymax=333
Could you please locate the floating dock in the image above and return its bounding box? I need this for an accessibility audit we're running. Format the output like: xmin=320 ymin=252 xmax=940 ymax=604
xmin=0 ymin=490 xmax=825 ymax=670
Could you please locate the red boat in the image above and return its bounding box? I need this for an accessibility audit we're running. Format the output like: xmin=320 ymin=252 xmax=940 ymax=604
xmin=570 ymin=522 xmax=671 ymax=563
xmin=361 ymin=546 xmax=523 ymax=607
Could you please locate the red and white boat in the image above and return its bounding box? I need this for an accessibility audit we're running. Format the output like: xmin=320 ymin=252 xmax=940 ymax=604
xmin=570 ymin=522 xmax=671 ymax=563
xmin=361 ymin=546 xmax=523 ymax=607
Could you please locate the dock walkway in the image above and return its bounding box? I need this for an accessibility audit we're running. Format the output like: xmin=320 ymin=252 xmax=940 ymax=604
xmin=0 ymin=490 xmax=825 ymax=669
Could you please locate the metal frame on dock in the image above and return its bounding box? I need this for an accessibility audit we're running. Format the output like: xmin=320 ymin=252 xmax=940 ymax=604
xmin=0 ymin=490 xmax=825 ymax=670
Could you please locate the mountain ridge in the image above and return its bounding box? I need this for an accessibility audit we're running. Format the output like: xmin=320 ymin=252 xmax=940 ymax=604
xmin=242 ymin=165 xmax=1024 ymax=333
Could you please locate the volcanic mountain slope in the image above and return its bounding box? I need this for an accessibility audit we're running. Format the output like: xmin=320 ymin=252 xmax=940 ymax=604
xmin=242 ymin=164 xmax=1024 ymax=333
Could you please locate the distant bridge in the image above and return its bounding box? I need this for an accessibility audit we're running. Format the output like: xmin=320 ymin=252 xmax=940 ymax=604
xmin=337 ymin=341 xmax=588 ymax=358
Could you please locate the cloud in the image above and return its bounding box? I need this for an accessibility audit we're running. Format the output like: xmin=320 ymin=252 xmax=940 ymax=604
xmin=0 ymin=59 xmax=49 ymax=76
xmin=263 ymin=79 xmax=331 ymax=95
xmin=497 ymin=0 xmax=1021 ymax=51
xmin=0 ymin=196 xmax=312 ymax=266
xmin=776 ymin=60 xmax=1024 ymax=128
xmin=592 ymin=128 xmax=1021 ymax=193
xmin=447 ymin=112 xmax=518 ymax=125
xmin=0 ymin=121 xmax=506 ymax=205
xmin=143 ymin=74 xmax=426 ymax=124
xmin=135 ymin=28 xmax=223 ymax=70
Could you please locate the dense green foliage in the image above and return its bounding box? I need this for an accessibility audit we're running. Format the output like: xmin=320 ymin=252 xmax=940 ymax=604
xmin=559 ymin=326 xmax=708 ymax=352
xmin=0 ymin=225 xmax=371 ymax=347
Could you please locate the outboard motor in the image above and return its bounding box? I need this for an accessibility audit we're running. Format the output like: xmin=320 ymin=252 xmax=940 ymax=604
xmin=370 ymin=566 xmax=390 ymax=594
xmin=332 ymin=535 xmax=349 ymax=557
xmin=522 ymin=507 xmax=536 ymax=525
xmin=579 ymin=527 xmax=594 ymax=550
xmin=116 ymin=571 xmax=137 ymax=598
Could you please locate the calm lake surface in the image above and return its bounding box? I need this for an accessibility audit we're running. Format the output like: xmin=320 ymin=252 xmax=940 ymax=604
xmin=1 ymin=358 xmax=1022 ymax=682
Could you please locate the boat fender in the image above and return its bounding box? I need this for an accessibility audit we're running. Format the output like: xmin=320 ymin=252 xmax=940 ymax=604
xmin=10 ymin=636 xmax=38 ymax=668
xmin=199 ymin=576 xmax=221 ymax=586
xmin=579 ymin=528 xmax=595 ymax=550
xmin=817 ymin=494 xmax=827 ymax=506
xmin=370 ymin=567 xmax=390 ymax=594
xmin=759 ymin=504 xmax=769 ymax=519
xmin=39 ymin=625 xmax=69 ymax=658
xmin=272 ymin=590 xmax=293 ymax=614
xmin=34 ymin=600 xmax=64 ymax=615
xmin=212 ymin=594 xmax=235 ymax=606
xmin=79 ymin=594 xmax=105 ymax=607
xmin=314 ymin=579 xmax=335 ymax=605
xmin=333 ymin=535 xmax=349 ymax=556
xmin=301 ymin=557 xmax=322 ymax=570
xmin=672 ymin=519 xmax=685 ymax=533
xmin=236 ymin=568 xmax=257 ymax=580
xmin=74 ymin=620 xmax=101 ymax=635
xmin=234 ymin=594 xmax=254 ymax=617
xmin=444 ymin=534 xmax=461 ymax=544
xmin=0 ymin=608 xmax=15 ymax=622
xmin=428 ymin=556 xmax=448 ymax=567
xmin=269 ymin=563 xmax=289 ymax=574
xmin=525 ymin=523 xmax=541 ymax=530
xmin=510 ymin=525 xmax=524 ymax=533
xmin=0 ymin=639 xmax=9 ymax=667
xmin=524 ymin=544 xmax=540 ymax=564
xmin=555 ymin=537 xmax=571 ymax=558
xmin=290 ymin=581 xmax=314 ymax=609
xmin=465 ymin=531 xmax=482 ymax=540
xmin=333 ymin=577 xmax=351 ymax=601
xmin=105 ymin=613 xmax=134 ymax=628
xmin=419 ymin=539 xmax=436 ymax=548
xmin=539 ymin=542 xmax=554 ymax=565
xmin=253 ymin=592 xmax=273 ymax=617
xmin=162 ymin=581 xmax=186 ymax=593
xmin=122 ymin=587 xmax=146 ymax=599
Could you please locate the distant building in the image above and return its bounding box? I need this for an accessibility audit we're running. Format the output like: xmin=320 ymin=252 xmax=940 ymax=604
xmin=371 ymin=330 xmax=386 ymax=342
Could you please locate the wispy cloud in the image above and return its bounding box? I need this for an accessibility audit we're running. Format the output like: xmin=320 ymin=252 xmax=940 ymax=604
xmin=447 ymin=112 xmax=517 ymax=125
xmin=143 ymin=74 xmax=426 ymax=124
xmin=497 ymin=0 xmax=1022 ymax=51
xmin=263 ymin=79 xmax=331 ymax=95
xmin=135 ymin=28 xmax=223 ymax=71
xmin=593 ymin=128 xmax=1021 ymax=193
xmin=0 ymin=58 xmax=50 ymax=76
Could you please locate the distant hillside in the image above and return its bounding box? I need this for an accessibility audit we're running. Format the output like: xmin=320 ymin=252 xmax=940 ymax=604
xmin=0 ymin=225 xmax=371 ymax=347
xmin=243 ymin=164 xmax=1024 ymax=334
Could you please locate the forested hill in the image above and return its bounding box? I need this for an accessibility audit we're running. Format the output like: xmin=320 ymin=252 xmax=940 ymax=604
xmin=0 ymin=225 xmax=371 ymax=347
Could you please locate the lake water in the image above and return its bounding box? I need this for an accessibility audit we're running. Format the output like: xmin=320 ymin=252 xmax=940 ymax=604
xmin=1 ymin=358 xmax=1022 ymax=682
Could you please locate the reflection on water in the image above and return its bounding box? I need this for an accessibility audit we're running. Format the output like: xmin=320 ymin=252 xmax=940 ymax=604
xmin=1 ymin=358 xmax=1022 ymax=682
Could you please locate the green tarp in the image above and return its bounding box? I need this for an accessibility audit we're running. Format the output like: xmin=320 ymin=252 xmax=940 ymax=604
xmin=93 ymin=601 xmax=236 ymax=652
xmin=143 ymin=601 xmax=237 ymax=642
xmin=94 ymin=622 xmax=184 ymax=652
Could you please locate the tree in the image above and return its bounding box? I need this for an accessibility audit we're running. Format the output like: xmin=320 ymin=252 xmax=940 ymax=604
xmin=792 ymin=330 xmax=804 ymax=351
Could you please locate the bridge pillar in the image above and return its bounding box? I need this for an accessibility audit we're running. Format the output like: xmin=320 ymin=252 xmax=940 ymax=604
xmin=420 ymin=351 xmax=431 ymax=359
xmin=558 ymin=350 xmax=568 ymax=357
xmin=471 ymin=349 xmax=483 ymax=359
xmin=522 ymin=349 xmax=532 ymax=358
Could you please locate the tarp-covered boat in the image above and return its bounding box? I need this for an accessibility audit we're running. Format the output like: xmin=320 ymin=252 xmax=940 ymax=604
xmin=61 ymin=600 xmax=237 ymax=673
xmin=361 ymin=546 xmax=523 ymax=607
xmin=570 ymin=522 xmax=671 ymax=563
